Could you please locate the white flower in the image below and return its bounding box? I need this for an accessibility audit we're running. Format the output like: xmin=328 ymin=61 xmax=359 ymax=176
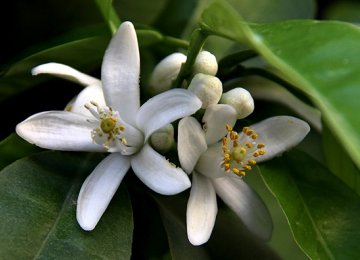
xmin=148 ymin=52 xmax=187 ymax=94
xmin=178 ymin=104 xmax=310 ymax=245
xmin=31 ymin=62 xmax=106 ymax=116
xmin=188 ymin=73 xmax=223 ymax=108
xmin=220 ymin=87 xmax=254 ymax=119
xmin=16 ymin=21 xmax=202 ymax=231
xmin=193 ymin=51 xmax=218 ymax=76
xmin=148 ymin=50 xmax=219 ymax=95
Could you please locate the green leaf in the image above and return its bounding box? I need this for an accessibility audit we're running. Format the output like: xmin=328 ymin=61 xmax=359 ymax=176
xmin=183 ymin=0 xmax=315 ymax=57
xmin=324 ymin=1 xmax=360 ymax=23
xmin=200 ymin=1 xmax=360 ymax=169
xmin=260 ymin=150 xmax=360 ymax=259
xmin=153 ymin=194 xmax=210 ymax=260
xmin=153 ymin=191 xmax=280 ymax=259
xmin=94 ymin=0 xmax=121 ymax=34
xmin=0 ymin=133 xmax=41 ymax=170
xmin=226 ymin=0 xmax=316 ymax=22
xmin=0 ymin=151 xmax=133 ymax=259
xmin=322 ymin=122 xmax=360 ymax=196
xmin=0 ymin=36 xmax=109 ymax=102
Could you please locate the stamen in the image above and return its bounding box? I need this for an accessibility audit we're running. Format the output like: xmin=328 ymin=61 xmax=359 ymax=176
xmin=86 ymin=101 xmax=130 ymax=152
xmin=222 ymin=125 xmax=266 ymax=178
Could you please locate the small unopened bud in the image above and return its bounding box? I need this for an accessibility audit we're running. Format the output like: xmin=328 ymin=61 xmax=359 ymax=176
xmin=150 ymin=124 xmax=175 ymax=154
xmin=188 ymin=73 xmax=223 ymax=109
xmin=148 ymin=53 xmax=187 ymax=94
xmin=220 ymin=88 xmax=254 ymax=119
xmin=193 ymin=51 xmax=218 ymax=76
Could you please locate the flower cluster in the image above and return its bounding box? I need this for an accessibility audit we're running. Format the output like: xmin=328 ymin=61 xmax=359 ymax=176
xmin=16 ymin=22 xmax=310 ymax=245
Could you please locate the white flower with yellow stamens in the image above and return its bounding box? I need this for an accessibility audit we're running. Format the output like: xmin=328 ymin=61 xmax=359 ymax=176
xmin=178 ymin=104 xmax=310 ymax=245
xmin=16 ymin=21 xmax=202 ymax=231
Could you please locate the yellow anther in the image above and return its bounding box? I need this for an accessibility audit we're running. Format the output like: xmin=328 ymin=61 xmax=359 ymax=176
xmin=224 ymin=153 xmax=231 ymax=160
xmin=222 ymin=124 xmax=265 ymax=178
xmin=230 ymin=131 xmax=238 ymax=140
xmin=232 ymin=168 xmax=240 ymax=175
xmin=257 ymin=143 xmax=265 ymax=148
xmin=246 ymin=130 xmax=254 ymax=136
xmin=248 ymin=159 xmax=256 ymax=165
xmin=226 ymin=124 xmax=232 ymax=131
xmin=223 ymin=163 xmax=230 ymax=171
xmin=243 ymin=165 xmax=252 ymax=171
xmin=246 ymin=142 xmax=253 ymax=148
xmin=119 ymin=125 xmax=125 ymax=132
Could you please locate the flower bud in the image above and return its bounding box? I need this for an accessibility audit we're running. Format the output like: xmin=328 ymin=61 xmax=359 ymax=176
xmin=188 ymin=73 xmax=223 ymax=109
xmin=148 ymin=53 xmax=187 ymax=94
xmin=220 ymin=88 xmax=254 ymax=119
xmin=193 ymin=51 xmax=218 ymax=76
xmin=150 ymin=124 xmax=175 ymax=154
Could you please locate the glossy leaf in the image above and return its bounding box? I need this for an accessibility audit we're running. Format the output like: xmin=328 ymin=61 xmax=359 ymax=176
xmin=0 ymin=133 xmax=41 ymax=170
xmin=183 ymin=0 xmax=315 ymax=57
xmin=260 ymin=150 xmax=360 ymax=259
xmin=322 ymin=123 xmax=360 ymax=196
xmin=154 ymin=193 xmax=279 ymax=259
xmin=0 ymin=151 xmax=133 ymax=259
xmin=200 ymin=1 xmax=360 ymax=169
xmin=154 ymin=194 xmax=210 ymax=260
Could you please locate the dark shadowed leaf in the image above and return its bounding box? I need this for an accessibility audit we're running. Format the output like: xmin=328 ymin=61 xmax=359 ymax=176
xmin=260 ymin=150 xmax=360 ymax=259
xmin=0 ymin=151 xmax=133 ymax=259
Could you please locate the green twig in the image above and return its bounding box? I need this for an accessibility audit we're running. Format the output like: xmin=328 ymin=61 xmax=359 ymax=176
xmin=172 ymin=29 xmax=208 ymax=88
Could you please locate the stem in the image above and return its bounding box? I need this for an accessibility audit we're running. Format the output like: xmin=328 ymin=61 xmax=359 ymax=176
xmin=162 ymin=36 xmax=189 ymax=49
xmin=172 ymin=29 xmax=208 ymax=88
xmin=218 ymin=50 xmax=258 ymax=69
xmin=94 ymin=0 xmax=121 ymax=35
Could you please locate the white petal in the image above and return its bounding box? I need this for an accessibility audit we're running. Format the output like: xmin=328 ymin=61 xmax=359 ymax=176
xmin=195 ymin=143 xmax=225 ymax=178
xmin=16 ymin=111 xmax=104 ymax=151
xmin=136 ymin=89 xmax=202 ymax=140
xmin=187 ymin=172 xmax=217 ymax=245
xmin=212 ymin=176 xmax=272 ymax=240
xmin=203 ymin=104 xmax=237 ymax=146
xmin=101 ymin=21 xmax=140 ymax=124
xmin=77 ymin=154 xmax=131 ymax=230
xmin=178 ymin=117 xmax=207 ymax=174
xmin=251 ymin=116 xmax=310 ymax=163
xmin=131 ymin=143 xmax=191 ymax=195
xmin=71 ymin=85 xmax=106 ymax=116
xmin=32 ymin=62 xmax=101 ymax=87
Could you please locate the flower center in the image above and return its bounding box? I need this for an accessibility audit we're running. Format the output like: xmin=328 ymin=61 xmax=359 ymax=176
xmin=100 ymin=117 xmax=117 ymax=133
xmin=85 ymin=101 xmax=128 ymax=151
xmin=222 ymin=124 xmax=266 ymax=177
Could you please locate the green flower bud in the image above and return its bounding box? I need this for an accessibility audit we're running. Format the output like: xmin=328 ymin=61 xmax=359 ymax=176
xmin=148 ymin=53 xmax=187 ymax=94
xmin=188 ymin=73 xmax=223 ymax=109
xmin=193 ymin=51 xmax=218 ymax=76
xmin=220 ymin=88 xmax=254 ymax=119
xmin=150 ymin=124 xmax=175 ymax=153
